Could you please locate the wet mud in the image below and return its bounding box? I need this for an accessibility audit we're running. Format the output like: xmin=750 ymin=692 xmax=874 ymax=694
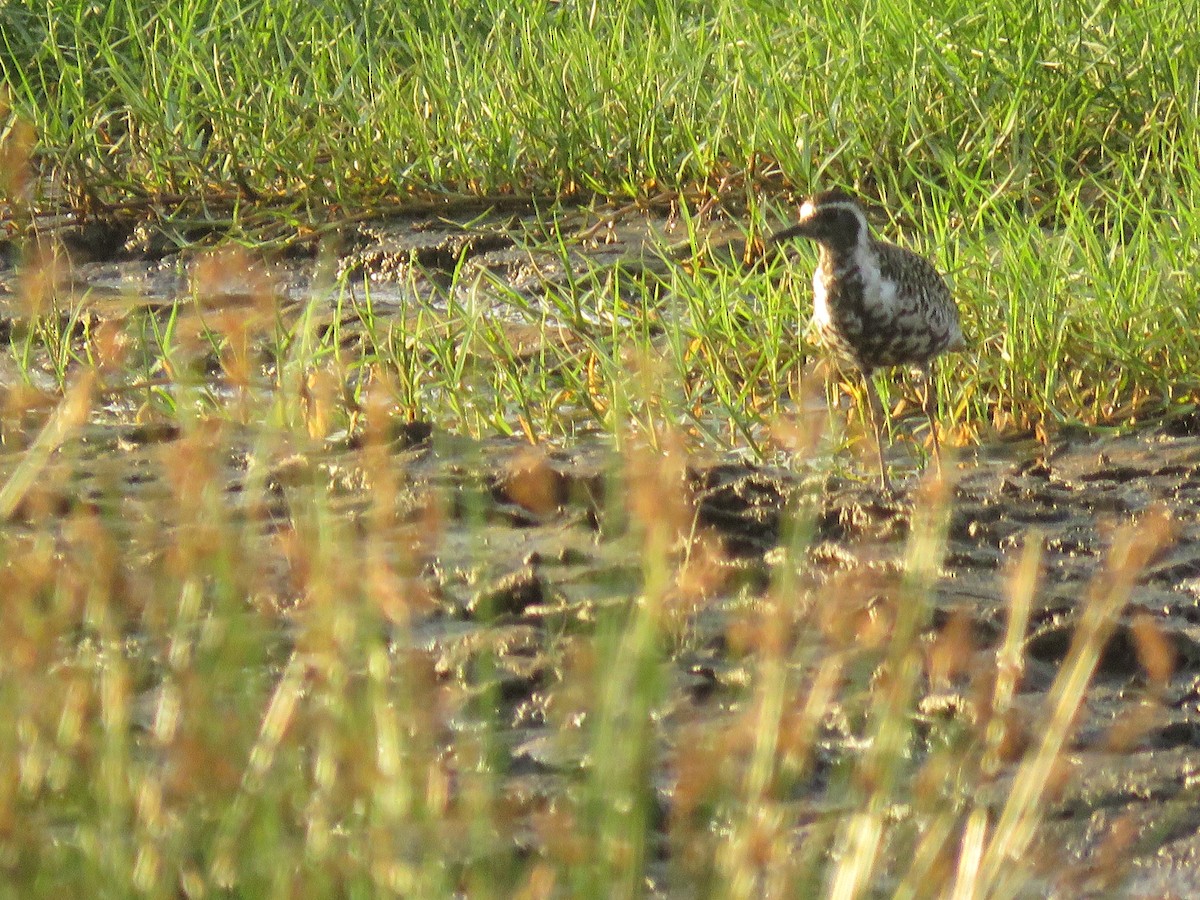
xmin=406 ymin=424 xmax=1200 ymax=895
xmin=4 ymin=208 xmax=1200 ymax=893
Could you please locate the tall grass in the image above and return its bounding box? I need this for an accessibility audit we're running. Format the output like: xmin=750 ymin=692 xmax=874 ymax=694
xmin=0 ymin=327 xmax=1177 ymax=892
xmin=2 ymin=0 xmax=1198 ymax=212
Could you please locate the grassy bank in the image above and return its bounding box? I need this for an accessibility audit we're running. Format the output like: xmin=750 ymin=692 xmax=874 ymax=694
xmin=2 ymin=0 xmax=1198 ymax=211
xmin=3 ymin=0 xmax=1200 ymax=435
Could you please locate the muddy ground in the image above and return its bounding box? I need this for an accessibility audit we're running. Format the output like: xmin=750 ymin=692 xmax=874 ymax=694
xmin=3 ymin=207 xmax=1200 ymax=895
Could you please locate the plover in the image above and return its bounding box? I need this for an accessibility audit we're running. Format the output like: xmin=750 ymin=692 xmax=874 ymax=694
xmin=770 ymin=189 xmax=966 ymax=491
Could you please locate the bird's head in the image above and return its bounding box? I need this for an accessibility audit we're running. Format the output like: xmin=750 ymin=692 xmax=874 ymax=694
xmin=770 ymin=189 xmax=870 ymax=251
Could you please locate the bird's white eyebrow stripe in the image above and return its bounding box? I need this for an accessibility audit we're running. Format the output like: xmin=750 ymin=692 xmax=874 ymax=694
xmin=802 ymin=201 xmax=862 ymax=217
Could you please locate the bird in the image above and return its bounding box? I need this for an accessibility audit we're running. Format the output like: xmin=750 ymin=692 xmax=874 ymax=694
xmin=769 ymin=189 xmax=966 ymax=492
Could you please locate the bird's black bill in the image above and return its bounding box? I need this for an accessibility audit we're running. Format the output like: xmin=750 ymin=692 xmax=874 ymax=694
xmin=767 ymin=222 xmax=813 ymax=245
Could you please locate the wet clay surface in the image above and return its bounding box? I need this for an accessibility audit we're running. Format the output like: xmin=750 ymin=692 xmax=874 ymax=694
xmin=4 ymin=209 xmax=1200 ymax=893
xmin=0 ymin=203 xmax=722 ymax=320
xmin=4 ymin=414 xmax=1199 ymax=893
xmin=441 ymin=425 xmax=1200 ymax=897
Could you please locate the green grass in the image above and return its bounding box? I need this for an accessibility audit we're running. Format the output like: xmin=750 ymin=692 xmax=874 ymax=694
xmin=2 ymin=0 xmax=1199 ymax=209
xmin=4 ymin=0 xmax=1200 ymax=435
xmin=0 ymin=0 xmax=1197 ymax=894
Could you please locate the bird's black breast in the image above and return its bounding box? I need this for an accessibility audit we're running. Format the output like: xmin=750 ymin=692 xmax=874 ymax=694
xmin=812 ymin=242 xmax=961 ymax=373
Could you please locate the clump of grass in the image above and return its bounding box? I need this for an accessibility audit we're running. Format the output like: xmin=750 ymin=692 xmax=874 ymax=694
xmin=9 ymin=192 xmax=1200 ymax=468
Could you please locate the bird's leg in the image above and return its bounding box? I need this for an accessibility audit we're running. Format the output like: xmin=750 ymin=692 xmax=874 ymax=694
xmin=918 ymin=363 xmax=943 ymax=477
xmin=860 ymin=371 xmax=893 ymax=494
